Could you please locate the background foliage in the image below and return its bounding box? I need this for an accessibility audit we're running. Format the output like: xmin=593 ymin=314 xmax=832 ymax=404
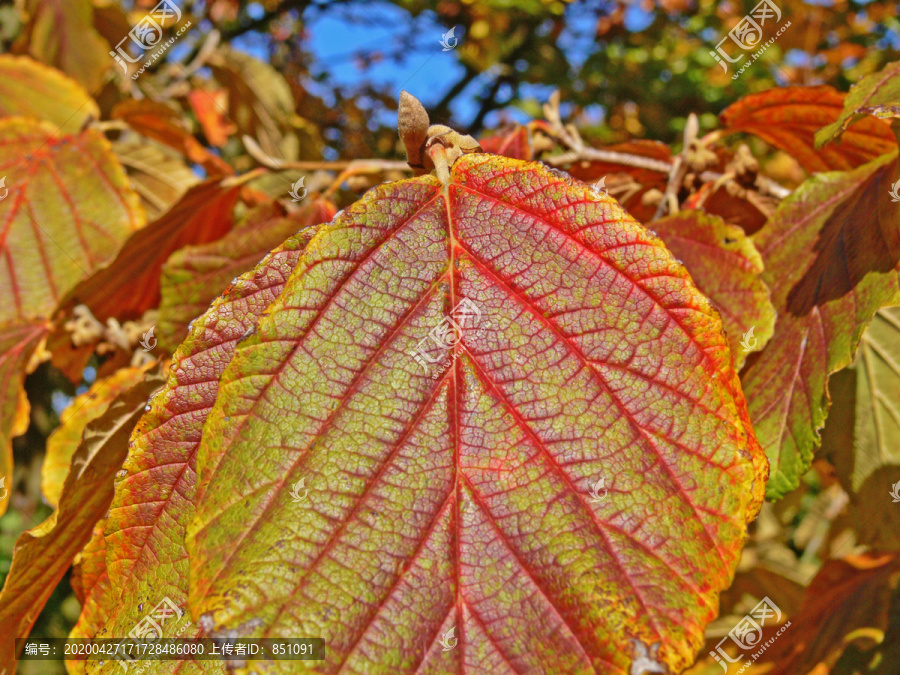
xmin=0 ymin=0 xmax=899 ymax=673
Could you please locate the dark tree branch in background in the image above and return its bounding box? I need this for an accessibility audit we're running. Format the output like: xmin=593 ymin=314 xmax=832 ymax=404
xmin=466 ymin=23 xmax=537 ymax=135
xmin=218 ymin=0 xmax=314 ymax=40
xmin=431 ymin=64 xmax=480 ymax=124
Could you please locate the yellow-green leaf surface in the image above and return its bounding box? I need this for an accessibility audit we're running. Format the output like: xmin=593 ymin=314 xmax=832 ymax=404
xmin=820 ymin=307 xmax=900 ymax=550
xmin=70 ymin=520 xmax=111 ymax=658
xmin=649 ymin=211 xmax=775 ymax=368
xmin=0 ymin=365 xmax=165 ymax=667
xmin=741 ymin=151 xmax=900 ymax=498
xmin=816 ymin=60 xmax=900 ymax=147
xmin=0 ymin=118 xmax=142 ymax=514
xmin=16 ymin=0 xmax=112 ymax=92
xmin=0 ymin=55 xmax=99 ymax=133
xmin=187 ymin=154 xmax=767 ymax=674
xmin=0 ymin=118 xmax=144 ymax=322
xmin=78 ymin=235 xmax=314 ymax=674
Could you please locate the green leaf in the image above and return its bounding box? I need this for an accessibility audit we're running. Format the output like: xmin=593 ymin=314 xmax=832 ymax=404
xmin=187 ymin=154 xmax=766 ymax=673
xmin=0 ymin=119 xmax=144 ymax=323
xmin=0 ymin=118 xmax=143 ymax=513
xmin=741 ymin=151 xmax=900 ymax=499
xmin=819 ymin=307 xmax=900 ymax=550
xmin=816 ymin=60 xmax=900 ymax=148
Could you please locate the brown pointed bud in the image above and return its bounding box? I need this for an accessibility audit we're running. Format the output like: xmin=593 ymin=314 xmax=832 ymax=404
xmin=398 ymin=91 xmax=430 ymax=174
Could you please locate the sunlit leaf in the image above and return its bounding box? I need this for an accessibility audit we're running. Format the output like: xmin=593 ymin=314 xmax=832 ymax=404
xmin=69 ymin=520 xmax=112 ymax=673
xmin=0 ymin=365 xmax=165 ymax=665
xmin=42 ymin=362 xmax=157 ymax=508
xmin=721 ymin=86 xmax=896 ymax=172
xmin=62 ymin=179 xmax=241 ymax=324
xmin=14 ymin=0 xmax=111 ymax=92
xmin=0 ymin=320 xmax=48 ymax=516
xmin=112 ymin=136 xmax=202 ymax=221
xmin=757 ymin=553 xmax=900 ymax=675
xmin=0 ymin=119 xmax=142 ymax=512
xmin=649 ymin=211 xmax=775 ymax=368
xmin=187 ymin=154 xmax=766 ymax=673
xmin=112 ymin=99 xmax=234 ymax=177
xmin=479 ymin=125 xmax=532 ymax=160
xmin=84 ymin=237 xmax=310 ymax=670
xmin=0 ymin=119 xmax=144 ymax=323
xmin=819 ymin=307 xmax=900 ymax=550
xmin=816 ymin=61 xmax=900 ymax=148
xmin=741 ymin=151 xmax=900 ymax=499
xmin=209 ymin=47 xmax=318 ymax=162
xmin=0 ymin=55 xmax=99 ymax=133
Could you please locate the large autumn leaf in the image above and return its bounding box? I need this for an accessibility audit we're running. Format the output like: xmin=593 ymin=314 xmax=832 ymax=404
xmin=187 ymin=153 xmax=766 ymax=673
xmin=76 ymin=234 xmax=315 ymax=673
xmin=720 ymin=86 xmax=896 ymax=172
xmin=0 ymin=365 xmax=165 ymax=667
xmin=741 ymin=151 xmax=900 ymax=499
xmin=0 ymin=118 xmax=143 ymax=514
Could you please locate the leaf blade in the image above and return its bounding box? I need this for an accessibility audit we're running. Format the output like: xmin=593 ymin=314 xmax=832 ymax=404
xmin=187 ymin=154 xmax=765 ymax=673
